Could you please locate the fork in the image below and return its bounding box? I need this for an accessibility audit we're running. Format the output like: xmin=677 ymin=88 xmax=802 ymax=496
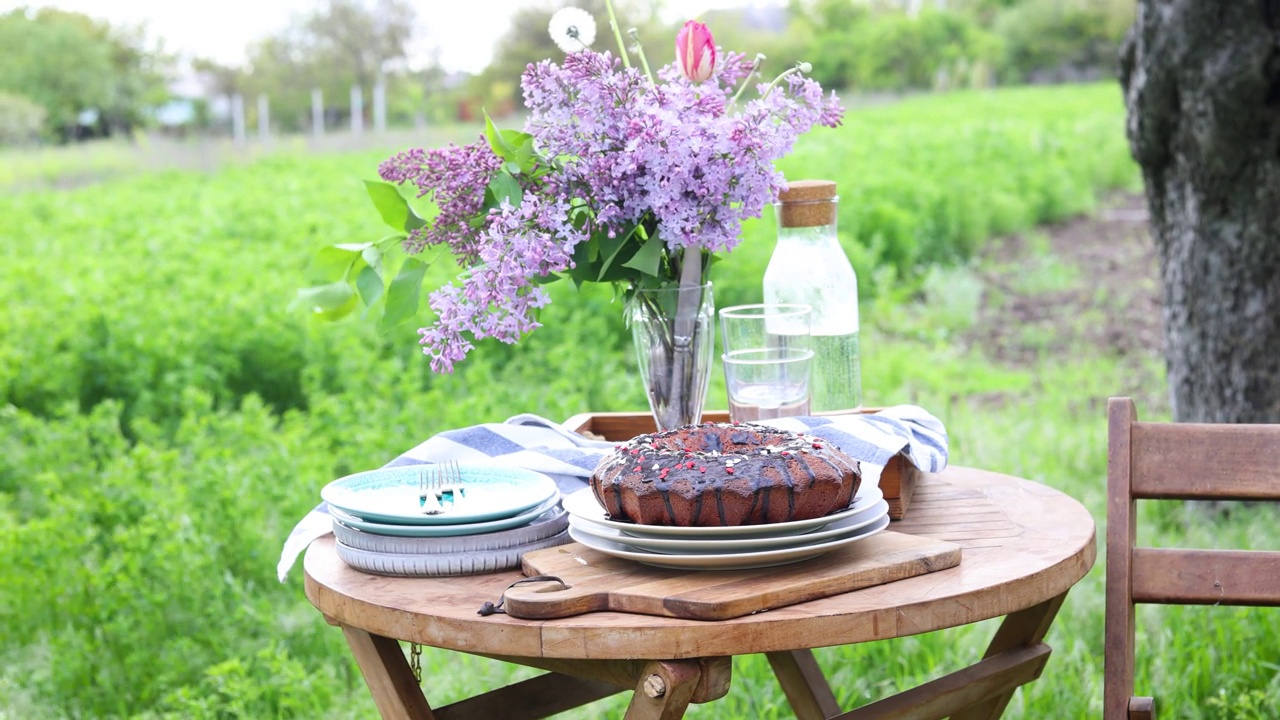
xmin=437 ymin=460 xmax=465 ymax=507
xmin=419 ymin=466 xmax=446 ymax=515
xmin=419 ymin=462 xmax=465 ymax=515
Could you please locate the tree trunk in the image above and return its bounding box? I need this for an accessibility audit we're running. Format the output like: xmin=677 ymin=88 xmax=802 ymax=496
xmin=1119 ymin=1 xmax=1280 ymax=422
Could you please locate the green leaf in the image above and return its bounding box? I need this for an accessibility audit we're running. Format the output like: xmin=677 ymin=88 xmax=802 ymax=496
xmin=570 ymin=241 xmax=595 ymax=287
xmin=484 ymin=113 xmax=517 ymax=161
xmin=530 ymin=272 xmax=565 ymax=286
xmin=504 ymin=130 xmax=533 ymax=147
xmin=621 ymin=234 xmax=665 ymax=277
xmin=516 ymin=141 xmax=537 ymax=174
xmin=595 ymin=228 xmax=635 ymax=281
xmin=360 ymin=245 xmax=384 ymax=277
xmin=487 ymin=173 xmax=522 ymax=209
xmin=290 ymin=282 xmax=358 ymax=321
xmin=355 ymin=265 xmax=384 ymax=308
xmin=308 ymin=244 xmax=371 ymax=284
xmin=380 ymin=257 xmax=429 ymax=332
xmin=364 ymin=180 xmax=425 ymax=233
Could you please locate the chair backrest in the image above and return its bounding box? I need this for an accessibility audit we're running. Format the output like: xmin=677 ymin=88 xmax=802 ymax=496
xmin=1104 ymin=397 xmax=1280 ymax=719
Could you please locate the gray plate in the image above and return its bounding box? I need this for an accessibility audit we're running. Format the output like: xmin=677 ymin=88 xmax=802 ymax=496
xmin=333 ymin=506 xmax=568 ymax=554
xmin=335 ymin=529 xmax=572 ymax=577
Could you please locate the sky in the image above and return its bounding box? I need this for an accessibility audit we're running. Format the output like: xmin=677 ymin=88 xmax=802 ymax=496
xmin=1 ymin=0 xmax=758 ymax=75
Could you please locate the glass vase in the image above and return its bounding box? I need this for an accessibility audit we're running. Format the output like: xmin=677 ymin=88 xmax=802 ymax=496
xmin=626 ymin=282 xmax=715 ymax=432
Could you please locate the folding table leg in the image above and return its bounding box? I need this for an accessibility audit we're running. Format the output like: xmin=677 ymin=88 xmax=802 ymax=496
xmin=949 ymin=590 xmax=1068 ymax=720
xmin=623 ymin=659 xmax=703 ymax=720
xmin=767 ymin=649 xmax=842 ymax=719
xmin=342 ymin=626 xmax=436 ymax=720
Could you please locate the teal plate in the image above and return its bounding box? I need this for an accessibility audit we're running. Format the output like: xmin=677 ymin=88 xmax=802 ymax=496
xmin=321 ymin=464 xmax=559 ymax=525
xmin=329 ymin=494 xmax=564 ymax=537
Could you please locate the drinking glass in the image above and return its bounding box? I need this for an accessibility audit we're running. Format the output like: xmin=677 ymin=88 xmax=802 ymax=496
xmin=719 ymin=303 xmax=812 ymax=355
xmin=718 ymin=304 xmax=814 ymax=422
xmin=722 ymin=347 xmax=815 ymax=421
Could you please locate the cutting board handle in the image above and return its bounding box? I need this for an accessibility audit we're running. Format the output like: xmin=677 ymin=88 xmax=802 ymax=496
xmin=502 ymin=578 xmax=613 ymax=619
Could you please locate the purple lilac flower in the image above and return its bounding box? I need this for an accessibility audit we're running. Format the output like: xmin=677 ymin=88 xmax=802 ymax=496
xmin=416 ymin=195 xmax=584 ymax=371
xmin=378 ymin=139 xmax=502 ymax=256
xmin=383 ymin=49 xmax=844 ymax=371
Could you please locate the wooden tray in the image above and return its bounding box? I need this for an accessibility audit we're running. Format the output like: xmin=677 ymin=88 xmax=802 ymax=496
xmin=504 ymin=531 xmax=960 ymax=621
xmin=563 ymin=410 xmax=921 ymax=520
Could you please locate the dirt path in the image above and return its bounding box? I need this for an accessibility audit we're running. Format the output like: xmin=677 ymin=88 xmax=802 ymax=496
xmin=962 ymin=192 xmax=1164 ymax=368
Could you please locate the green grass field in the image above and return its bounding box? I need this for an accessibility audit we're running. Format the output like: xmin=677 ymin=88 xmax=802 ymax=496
xmin=3 ymin=82 xmax=1277 ymax=719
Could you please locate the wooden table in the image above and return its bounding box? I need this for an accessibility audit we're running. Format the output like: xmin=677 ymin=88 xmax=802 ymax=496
xmin=304 ymin=466 xmax=1096 ymax=719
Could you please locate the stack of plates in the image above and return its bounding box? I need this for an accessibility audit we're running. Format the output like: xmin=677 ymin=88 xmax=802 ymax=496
xmin=320 ymin=464 xmax=570 ymax=577
xmin=563 ymin=483 xmax=891 ymax=570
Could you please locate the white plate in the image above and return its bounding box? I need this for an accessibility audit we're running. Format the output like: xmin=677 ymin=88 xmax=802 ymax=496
xmin=568 ymin=514 xmax=891 ymax=570
xmin=336 ymin=529 xmax=572 ymax=577
xmin=563 ymin=483 xmax=883 ymax=539
xmin=569 ymin=499 xmax=890 ymax=555
xmin=333 ymin=506 xmax=569 ymax=553
xmin=328 ymin=493 xmax=562 ymax=538
xmin=321 ymin=463 xmax=558 ymax=525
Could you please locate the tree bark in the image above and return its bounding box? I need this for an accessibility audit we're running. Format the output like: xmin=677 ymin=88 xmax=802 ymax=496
xmin=1120 ymin=0 xmax=1280 ymax=422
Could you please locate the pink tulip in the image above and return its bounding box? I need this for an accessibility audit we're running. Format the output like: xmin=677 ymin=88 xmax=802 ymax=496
xmin=676 ymin=20 xmax=716 ymax=83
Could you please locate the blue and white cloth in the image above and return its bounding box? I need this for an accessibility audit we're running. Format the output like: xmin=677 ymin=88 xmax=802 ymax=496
xmin=277 ymin=405 xmax=949 ymax=582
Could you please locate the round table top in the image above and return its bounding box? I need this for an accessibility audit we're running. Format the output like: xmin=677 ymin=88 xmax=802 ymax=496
xmin=304 ymin=466 xmax=1096 ymax=661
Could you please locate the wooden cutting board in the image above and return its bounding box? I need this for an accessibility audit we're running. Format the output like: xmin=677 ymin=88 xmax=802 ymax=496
xmin=504 ymin=531 xmax=960 ymax=621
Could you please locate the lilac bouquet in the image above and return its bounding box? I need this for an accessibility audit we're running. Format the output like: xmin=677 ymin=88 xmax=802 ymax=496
xmin=301 ymin=6 xmax=843 ymax=383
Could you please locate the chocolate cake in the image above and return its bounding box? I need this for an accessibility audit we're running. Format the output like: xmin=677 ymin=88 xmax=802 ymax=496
xmin=589 ymin=422 xmax=861 ymax=527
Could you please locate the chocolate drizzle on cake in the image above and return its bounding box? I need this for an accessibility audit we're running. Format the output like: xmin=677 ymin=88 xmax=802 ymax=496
xmin=589 ymin=422 xmax=861 ymax=527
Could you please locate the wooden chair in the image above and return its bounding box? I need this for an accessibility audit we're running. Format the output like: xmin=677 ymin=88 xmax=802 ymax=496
xmin=1104 ymin=397 xmax=1280 ymax=719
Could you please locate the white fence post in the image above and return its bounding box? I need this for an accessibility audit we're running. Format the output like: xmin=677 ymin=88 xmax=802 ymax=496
xmin=350 ymin=85 xmax=363 ymax=135
xmin=373 ymin=77 xmax=386 ymax=134
xmin=257 ymin=93 xmax=269 ymax=142
xmin=231 ymin=93 xmax=246 ymax=145
xmin=312 ymin=88 xmax=324 ymax=138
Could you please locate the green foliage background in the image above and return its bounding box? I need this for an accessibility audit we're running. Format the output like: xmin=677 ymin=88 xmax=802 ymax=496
xmin=0 ymin=0 xmax=1135 ymax=142
xmin=6 ymin=83 xmax=1277 ymax=719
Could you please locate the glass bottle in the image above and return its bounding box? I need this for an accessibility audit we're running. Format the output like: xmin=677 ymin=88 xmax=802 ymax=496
xmin=762 ymin=180 xmax=862 ymax=413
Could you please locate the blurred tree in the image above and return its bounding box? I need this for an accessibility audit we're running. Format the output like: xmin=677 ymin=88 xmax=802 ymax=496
xmin=788 ymin=0 xmax=872 ymax=89
xmin=852 ymin=10 xmax=1000 ymax=90
xmin=475 ymin=0 xmax=668 ymax=114
xmin=949 ymin=0 xmax=1022 ymax=25
xmin=242 ymin=34 xmax=319 ymax=131
xmin=993 ymin=0 xmax=1133 ymax=83
xmin=0 ymin=92 xmax=45 ymax=145
xmin=203 ymin=0 xmax=421 ymax=133
xmin=191 ymin=57 xmax=248 ymax=133
xmin=302 ymin=0 xmax=415 ymax=95
xmin=192 ymin=58 xmax=248 ymax=98
xmin=787 ymin=2 xmax=999 ymax=91
xmin=99 ymin=22 xmax=174 ymax=136
xmin=1120 ymin=1 xmax=1280 ymax=423
xmin=0 ymin=8 xmax=170 ymax=141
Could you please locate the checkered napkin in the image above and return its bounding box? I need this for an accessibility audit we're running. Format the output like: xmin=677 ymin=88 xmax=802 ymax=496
xmin=276 ymin=405 xmax=949 ymax=582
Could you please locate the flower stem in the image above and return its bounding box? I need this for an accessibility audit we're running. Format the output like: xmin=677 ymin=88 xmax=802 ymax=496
xmin=728 ymin=53 xmax=766 ymax=107
xmin=603 ymin=0 xmax=631 ymax=69
xmin=628 ymin=28 xmax=654 ymax=82
xmin=761 ymin=61 xmax=813 ymax=101
xmin=669 ymin=247 xmax=705 ymax=427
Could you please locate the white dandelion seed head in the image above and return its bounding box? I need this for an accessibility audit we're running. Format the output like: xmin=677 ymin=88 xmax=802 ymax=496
xmin=548 ymin=7 xmax=596 ymax=53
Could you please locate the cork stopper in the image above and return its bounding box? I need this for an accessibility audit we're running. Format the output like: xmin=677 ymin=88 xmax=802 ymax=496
xmin=777 ymin=180 xmax=837 ymax=228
